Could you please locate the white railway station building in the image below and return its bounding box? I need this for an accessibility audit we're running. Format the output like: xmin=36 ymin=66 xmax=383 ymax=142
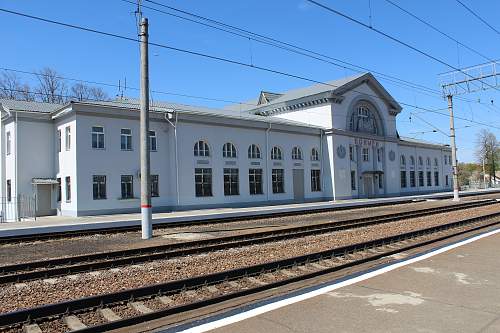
xmin=0 ymin=73 xmax=453 ymax=218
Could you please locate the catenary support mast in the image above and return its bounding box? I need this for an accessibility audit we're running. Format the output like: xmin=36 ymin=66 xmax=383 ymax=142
xmin=447 ymin=95 xmax=459 ymax=201
xmin=140 ymin=17 xmax=152 ymax=239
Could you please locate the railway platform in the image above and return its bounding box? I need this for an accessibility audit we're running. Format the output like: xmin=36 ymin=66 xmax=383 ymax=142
xmin=0 ymin=188 xmax=498 ymax=238
xmin=173 ymin=223 xmax=500 ymax=333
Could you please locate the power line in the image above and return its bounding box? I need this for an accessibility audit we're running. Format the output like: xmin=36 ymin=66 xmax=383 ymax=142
xmin=305 ymin=0 xmax=500 ymax=94
xmin=383 ymin=0 xmax=494 ymax=63
xmin=455 ymin=0 xmax=500 ymax=35
xmin=2 ymin=6 xmax=499 ymax=133
xmin=0 ymin=67 xmax=258 ymax=107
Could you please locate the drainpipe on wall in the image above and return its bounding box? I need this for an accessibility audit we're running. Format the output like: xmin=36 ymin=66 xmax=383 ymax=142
xmin=265 ymin=122 xmax=272 ymax=201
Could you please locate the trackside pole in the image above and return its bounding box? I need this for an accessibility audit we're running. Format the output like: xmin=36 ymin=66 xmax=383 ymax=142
xmin=140 ymin=17 xmax=152 ymax=239
xmin=447 ymin=94 xmax=460 ymax=202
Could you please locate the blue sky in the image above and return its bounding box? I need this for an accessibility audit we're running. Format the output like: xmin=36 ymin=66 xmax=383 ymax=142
xmin=3 ymin=0 xmax=500 ymax=162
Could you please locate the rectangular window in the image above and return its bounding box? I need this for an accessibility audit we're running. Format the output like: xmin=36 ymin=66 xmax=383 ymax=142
xmin=378 ymin=174 xmax=383 ymax=189
xmin=400 ymin=171 xmax=407 ymax=188
xmin=92 ymin=175 xmax=106 ymax=200
xmin=427 ymin=171 xmax=432 ymax=186
xmin=434 ymin=171 xmax=439 ymax=186
xmin=195 ymin=168 xmax=212 ymax=197
xmin=120 ymin=129 xmax=132 ymax=150
xmin=149 ymin=130 xmax=157 ymax=152
xmin=410 ymin=171 xmax=416 ymax=187
xmin=249 ymin=168 xmax=263 ymax=195
xmin=362 ymin=148 xmax=369 ymax=162
xmin=120 ymin=175 xmax=133 ymax=199
xmin=349 ymin=145 xmax=354 ymax=161
xmin=311 ymin=169 xmax=321 ymax=192
xmin=418 ymin=171 xmax=424 ymax=187
xmin=57 ymin=129 xmax=61 ymax=152
xmin=445 ymin=175 xmax=449 ymax=186
xmin=272 ymin=169 xmax=284 ymax=194
xmin=65 ymin=176 xmax=71 ymax=202
xmin=377 ymin=148 xmax=382 ymax=162
xmin=151 ymin=174 xmax=159 ymax=197
xmin=351 ymin=171 xmax=356 ymax=190
xmin=224 ymin=168 xmax=239 ymax=196
xmin=6 ymin=131 xmax=11 ymax=155
xmin=65 ymin=126 xmax=71 ymax=151
xmin=57 ymin=178 xmax=61 ymax=202
xmin=6 ymin=180 xmax=11 ymax=202
xmin=92 ymin=126 xmax=105 ymax=149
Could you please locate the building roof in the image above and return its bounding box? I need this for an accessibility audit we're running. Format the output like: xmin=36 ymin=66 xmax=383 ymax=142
xmin=62 ymin=98 xmax=325 ymax=129
xmin=0 ymin=99 xmax=62 ymax=113
xmin=399 ymin=136 xmax=450 ymax=149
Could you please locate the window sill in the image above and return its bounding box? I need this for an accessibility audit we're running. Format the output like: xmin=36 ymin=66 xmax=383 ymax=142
xmin=92 ymin=148 xmax=106 ymax=150
xmin=93 ymin=198 xmax=107 ymax=200
xmin=118 ymin=197 xmax=139 ymax=201
xmin=121 ymin=149 xmax=133 ymax=152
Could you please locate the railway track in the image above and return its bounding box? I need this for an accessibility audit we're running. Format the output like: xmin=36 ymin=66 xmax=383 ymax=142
xmin=1 ymin=190 xmax=498 ymax=245
xmin=1 ymin=209 xmax=500 ymax=333
xmin=0 ymin=199 xmax=496 ymax=285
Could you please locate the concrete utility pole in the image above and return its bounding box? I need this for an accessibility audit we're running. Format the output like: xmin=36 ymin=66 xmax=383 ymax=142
xmin=447 ymin=95 xmax=460 ymax=201
xmin=139 ymin=17 xmax=152 ymax=239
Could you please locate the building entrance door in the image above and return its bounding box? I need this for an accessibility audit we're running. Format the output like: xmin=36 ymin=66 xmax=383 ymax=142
xmin=293 ymin=169 xmax=305 ymax=201
xmin=363 ymin=175 xmax=374 ymax=198
xmin=36 ymin=184 xmax=53 ymax=216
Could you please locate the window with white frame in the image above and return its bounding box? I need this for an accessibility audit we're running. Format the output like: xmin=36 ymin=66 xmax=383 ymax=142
xmin=121 ymin=129 xmax=132 ymax=150
xmin=57 ymin=178 xmax=61 ymax=202
xmin=272 ymin=169 xmax=284 ymax=193
xmin=311 ymin=148 xmax=319 ymax=161
xmin=223 ymin=142 xmax=237 ymax=158
xmin=427 ymin=171 xmax=432 ymax=186
xmin=426 ymin=157 xmax=431 ymax=167
xmin=92 ymin=175 xmax=106 ymax=200
xmin=65 ymin=176 xmax=71 ymax=202
xmin=151 ymin=174 xmax=159 ymax=197
xmin=434 ymin=158 xmax=439 ymax=167
xmin=271 ymin=146 xmax=282 ymax=160
xmin=120 ymin=175 xmax=133 ymax=199
xmin=92 ymin=126 xmax=105 ymax=149
xmin=65 ymin=126 xmax=71 ymax=151
xmin=418 ymin=171 xmax=424 ymax=187
xmin=194 ymin=140 xmax=210 ymax=157
xmin=57 ymin=129 xmax=61 ymax=153
xmin=400 ymin=171 xmax=407 ymax=188
xmin=195 ymin=168 xmax=212 ymax=197
xmin=444 ymin=155 xmax=447 ymax=165
xmin=248 ymin=144 xmax=261 ymax=159
xmin=6 ymin=179 xmax=11 ymax=202
xmin=410 ymin=156 xmax=415 ymax=167
xmin=223 ymin=168 xmax=239 ymax=195
xmin=400 ymin=155 xmax=406 ymax=168
xmin=351 ymin=171 xmax=356 ymax=190
xmin=410 ymin=171 xmax=416 ymax=187
xmin=418 ymin=156 xmax=423 ymax=167
xmin=349 ymin=145 xmax=354 ymax=161
xmin=149 ymin=131 xmax=157 ymax=152
xmin=377 ymin=148 xmax=382 ymax=162
xmin=434 ymin=171 xmax=440 ymax=186
xmin=362 ymin=148 xmax=369 ymax=162
xmin=6 ymin=131 xmax=11 ymax=155
xmin=311 ymin=169 xmax=321 ymax=192
xmin=292 ymin=146 xmax=302 ymax=160
xmin=249 ymin=168 xmax=263 ymax=195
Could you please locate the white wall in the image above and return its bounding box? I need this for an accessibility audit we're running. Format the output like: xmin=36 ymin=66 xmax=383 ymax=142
xmin=55 ymin=116 xmax=78 ymax=215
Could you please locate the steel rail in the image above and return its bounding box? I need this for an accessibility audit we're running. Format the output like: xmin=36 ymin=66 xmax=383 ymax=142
xmin=1 ymin=190 xmax=497 ymax=245
xmin=1 ymin=210 xmax=500 ymax=332
xmin=0 ymin=199 xmax=495 ymax=285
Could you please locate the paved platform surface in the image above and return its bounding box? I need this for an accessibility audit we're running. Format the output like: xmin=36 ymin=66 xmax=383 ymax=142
xmin=0 ymin=188 xmax=498 ymax=237
xmin=207 ymin=228 xmax=500 ymax=333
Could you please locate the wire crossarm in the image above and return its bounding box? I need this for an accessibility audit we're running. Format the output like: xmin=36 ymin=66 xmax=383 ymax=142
xmin=440 ymin=61 xmax=500 ymax=96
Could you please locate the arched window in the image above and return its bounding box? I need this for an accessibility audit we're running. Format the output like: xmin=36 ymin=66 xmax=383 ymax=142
xmin=426 ymin=157 xmax=431 ymax=167
xmin=349 ymin=104 xmax=381 ymax=135
xmin=311 ymin=148 xmax=319 ymax=161
xmin=248 ymin=144 xmax=261 ymax=159
xmin=222 ymin=142 xmax=237 ymax=158
xmin=292 ymin=146 xmax=303 ymax=160
xmin=434 ymin=158 xmax=439 ymax=167
xmin=400 ymin=155 xmax=406 ymax=167
xmin=418 ymin=156 xmax=423 ymax=166
xmin=194 ymin=140 xmax=210 ymax=157
xmin=410 ymin=156 xmax=415 ymax=166
xmin=271 ymin=146 xmax=282 ymax=160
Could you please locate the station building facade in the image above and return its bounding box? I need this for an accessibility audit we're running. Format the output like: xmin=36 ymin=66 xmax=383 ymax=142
xmin=0 ymin=73 xmax=453 ymax=217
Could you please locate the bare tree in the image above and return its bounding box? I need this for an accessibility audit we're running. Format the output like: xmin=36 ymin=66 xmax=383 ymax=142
xmin=35 ymin=68 xmax=67 ymax=103
xmin=89 ymin=86 xmax=109 ymax=101
xmin=476 ymin=129 xmax=499 ymax=186
xmin=70 ymin=83 xmax=92 ymax=101
xmin=0 ymin=71 xmax=22 ymax=99
xmin=19 ymin=84 xmax=35 ymax=101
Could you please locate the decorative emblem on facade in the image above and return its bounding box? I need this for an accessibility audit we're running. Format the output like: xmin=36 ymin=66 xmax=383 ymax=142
xmin=337 ymin=145 xmax=346 ymax=159
xmin=389 ymin=150 xmax=396 ymax=161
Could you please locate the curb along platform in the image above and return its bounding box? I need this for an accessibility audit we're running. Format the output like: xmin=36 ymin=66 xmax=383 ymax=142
xmin=0 ymin=188 xmax=499 ymax=239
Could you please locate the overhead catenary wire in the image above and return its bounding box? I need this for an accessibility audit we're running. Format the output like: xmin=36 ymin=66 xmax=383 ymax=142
xmin=2 ymin=7 xmax=500 ymax=133
xmin=455 ymin=0 xmax=500 ymax=35
xmin=305 ymin=0 xmax=500 ymax=94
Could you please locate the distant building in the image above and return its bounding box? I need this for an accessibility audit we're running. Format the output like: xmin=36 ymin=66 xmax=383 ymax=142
xmin=0 ymin=73 xmax=452 ymax=218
